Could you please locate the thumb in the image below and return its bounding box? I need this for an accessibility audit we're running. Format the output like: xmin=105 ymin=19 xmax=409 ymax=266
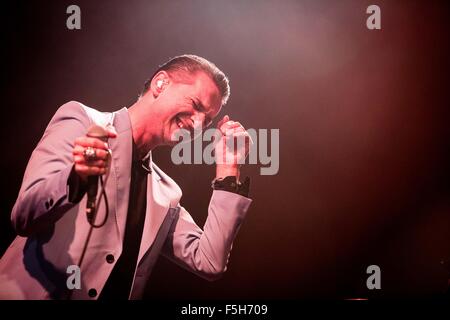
xmin=106 ymin=125 xmax=118 ymax=138
xmin=217 ymin=115 xmax=229 ymax=130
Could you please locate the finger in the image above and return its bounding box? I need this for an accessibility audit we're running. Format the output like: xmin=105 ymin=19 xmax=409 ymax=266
xmin=72 ymin=145 xmax=85 ymax=155
xmin=230 ymin=131 xmax=251 ymax=139
xmin=221 ymin=121 xmax=244 ymax=132
xmin=74 ymin=137 xmax=109 ymax=150
xmin=220 ymin=121 xmax=238 ymax=135
xmin=230 ymin=132 xmax=253 ymax=147
xmin=72 ymin=146 xmax=109 ymax=160
xmin=224 ymin=126 xmax=245 ymax=134
xmin=217 ymin=115 xmax=229 ymax=130
xmin=223 ymin=125 xmax=246 ymax=137
xmin=75 ymin=164 xmax=107 ymax=176
xmin=73 ymin=155 xmax=107 ymax=168
xmin=105 ymin=125 xmax=118 ymax=138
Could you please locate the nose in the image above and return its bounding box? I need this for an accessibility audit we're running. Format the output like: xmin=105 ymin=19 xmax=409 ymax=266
xmin=191 ymin=112 xmax=206 ymax=130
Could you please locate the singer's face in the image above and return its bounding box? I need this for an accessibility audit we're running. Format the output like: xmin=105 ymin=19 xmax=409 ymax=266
xmin=153 ymin=72 xmax=222 ymax=145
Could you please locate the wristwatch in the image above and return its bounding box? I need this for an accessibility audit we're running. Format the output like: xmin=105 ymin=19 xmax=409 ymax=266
xmin=211 ymin=176 xmax=250 ymax=197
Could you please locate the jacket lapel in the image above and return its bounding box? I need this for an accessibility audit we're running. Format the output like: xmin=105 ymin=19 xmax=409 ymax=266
xmin=107 ymin=107 xmax=174 ymax=264
xmin=108 ymin=108 xmax=133 ymax=243
xmin=138 ymin=157 xmax=170 ymax=263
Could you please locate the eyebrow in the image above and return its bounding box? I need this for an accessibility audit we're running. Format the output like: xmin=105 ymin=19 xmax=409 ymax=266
xmin=193 ymin=99 xmax=213 ymax=125
xmin=193 ymin=99 xmax=206 ymax=112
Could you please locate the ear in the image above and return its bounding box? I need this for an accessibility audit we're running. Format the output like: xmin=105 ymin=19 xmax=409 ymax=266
xmin=151 ymin=71 xmax=170 ymax=98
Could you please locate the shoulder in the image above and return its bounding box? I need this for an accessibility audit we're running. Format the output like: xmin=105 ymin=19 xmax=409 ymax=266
xmin=51 ymin=101 xmax=114 ymax=128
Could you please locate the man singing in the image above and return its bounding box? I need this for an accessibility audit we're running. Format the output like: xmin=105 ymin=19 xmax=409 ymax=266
xmin=0 ymin=54 xmax=252 ymax=299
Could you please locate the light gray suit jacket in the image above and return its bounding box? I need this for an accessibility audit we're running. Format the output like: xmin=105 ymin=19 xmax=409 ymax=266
xmin=0 ymin=101 xmax=252 ymax=299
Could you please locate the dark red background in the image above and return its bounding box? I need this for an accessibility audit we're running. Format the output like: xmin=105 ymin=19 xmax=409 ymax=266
xmin=1 ymin=0 xmax=449 ymax=299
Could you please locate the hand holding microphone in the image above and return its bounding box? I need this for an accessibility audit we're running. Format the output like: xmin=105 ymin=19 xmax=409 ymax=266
xmin=72 ymin=124 xmax=117 ymax=220
xmin=72 ymin=125 xmax=117 ymax=182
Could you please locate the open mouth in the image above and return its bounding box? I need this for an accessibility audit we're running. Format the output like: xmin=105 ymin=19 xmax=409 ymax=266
xmin=175 ymin=116 xmax=184 ymax=129
xmin=175 ymin=115 xmax=194 ymax=132
xmin=171 ymin=116 xmax=201 ymax=142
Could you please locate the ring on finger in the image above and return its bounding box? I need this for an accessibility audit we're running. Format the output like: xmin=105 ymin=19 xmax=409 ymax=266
xmin=83 ymin=146 xmax=97 ymax=162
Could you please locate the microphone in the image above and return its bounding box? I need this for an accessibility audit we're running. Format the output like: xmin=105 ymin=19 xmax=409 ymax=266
xmin=85 ymin=125 xmax=109 ymax=223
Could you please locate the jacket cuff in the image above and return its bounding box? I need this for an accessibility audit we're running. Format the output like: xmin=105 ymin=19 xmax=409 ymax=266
xmin=212 ymin=176 xmax=250 ymax=198
xmin=67 ymin=165 xmax=87 ymax=204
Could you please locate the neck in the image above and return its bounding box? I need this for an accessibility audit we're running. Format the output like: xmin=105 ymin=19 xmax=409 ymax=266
xmin=128 ymin=99 xmax=161 ymax=159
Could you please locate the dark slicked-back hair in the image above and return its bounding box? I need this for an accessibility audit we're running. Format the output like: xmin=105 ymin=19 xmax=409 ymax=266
xmin=140 ymin=54 xmax=230 ymax=105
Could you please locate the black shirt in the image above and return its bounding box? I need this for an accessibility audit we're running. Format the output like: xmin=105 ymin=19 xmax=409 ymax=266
xmin=98 ymin=142 xmax=149 ymax=300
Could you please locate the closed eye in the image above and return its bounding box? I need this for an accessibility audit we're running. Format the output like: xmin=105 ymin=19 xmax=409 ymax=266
xmin=192 ymin=100 xmax=202 ymax=112
xmin=192 ymin=99 xmax=212 ymax=127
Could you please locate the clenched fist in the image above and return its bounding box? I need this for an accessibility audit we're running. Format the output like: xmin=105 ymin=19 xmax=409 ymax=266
xmin=215 ymin=115 xmax=253 ymax=179
xmin=72 ymin=126 xmax=117 ymax=182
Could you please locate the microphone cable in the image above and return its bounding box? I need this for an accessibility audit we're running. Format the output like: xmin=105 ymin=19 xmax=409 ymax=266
xmin=66 ymin=151 xmax=112 ymax=300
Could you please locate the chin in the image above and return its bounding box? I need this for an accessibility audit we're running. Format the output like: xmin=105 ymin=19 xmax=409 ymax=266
xmin=165 ymin=130 xmax=182 ymax=146
xmin=166 ymin=139 xmax=179 ymax=147
xmin=167 ymin=122 xmax=192 ymax=145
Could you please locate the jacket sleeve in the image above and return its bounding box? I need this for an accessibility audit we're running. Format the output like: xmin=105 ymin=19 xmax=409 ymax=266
xmin=161 ymin=190 xmax=252 ymax=281
xmin=11 ymin=101 xmax=91 ymax=236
